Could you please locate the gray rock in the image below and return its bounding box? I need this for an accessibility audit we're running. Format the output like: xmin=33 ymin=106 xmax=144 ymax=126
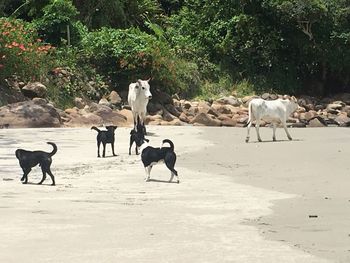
xmin=0 ymin=100 xmax=61 ymax=128
xmin=22 ymin=82 xmax=47 ymax=98
xmin=215 ymin=96 xmax=242 ymax=107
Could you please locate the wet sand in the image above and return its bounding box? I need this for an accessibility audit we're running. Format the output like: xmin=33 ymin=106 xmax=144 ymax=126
xmin=200 ymin=126 xmax=350 ymax=263
xmin=0 ymin=126 xmax=344 ymax=262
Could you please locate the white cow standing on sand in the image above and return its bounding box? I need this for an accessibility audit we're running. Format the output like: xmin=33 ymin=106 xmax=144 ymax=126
xmin=245 ymin=96 xmax=299 ymax=143
xmin=128 ymin=79 xmax=152 ymax=130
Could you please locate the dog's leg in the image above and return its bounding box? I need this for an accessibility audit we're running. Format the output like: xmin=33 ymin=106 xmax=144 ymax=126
xmin=46 ymin=167 xmax=55 ymax=186
xmin=129 ymin=137 xmax=133 ymax=155
xmin=111 ymin=142 xmax=117 ymax=156
xmin=135 ymin=145 xmax=138 ymax=155
xmin=144 ymin=166 xmax=152 ymax=182
xmin=38 ymin=165 xmax=47 ymax=185
xmin=102 ymin=142 xmax=106 ymax=158
xmin=97 ymin=141 xmax=101 ymax=158
xmin=22 ymin=168 xmax=31 ymax=184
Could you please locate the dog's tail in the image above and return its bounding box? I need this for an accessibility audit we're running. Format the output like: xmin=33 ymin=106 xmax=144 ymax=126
xmin=47 ymin=142 xmax=57 ymax=156
xmin=161 ymin=139 xmax=174 ymax=151
xmin=91 ymin=126 xmax=101 ymax=133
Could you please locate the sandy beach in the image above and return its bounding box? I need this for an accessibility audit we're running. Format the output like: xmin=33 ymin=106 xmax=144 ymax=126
xmin=0 ymin=126 xmax=348 ymax=262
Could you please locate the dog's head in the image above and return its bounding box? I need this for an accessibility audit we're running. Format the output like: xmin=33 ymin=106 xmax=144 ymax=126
xmin=131 ymin=128 xmax=149 ymax=147
xmin=106 ymin=125 xmax=117 ymax=133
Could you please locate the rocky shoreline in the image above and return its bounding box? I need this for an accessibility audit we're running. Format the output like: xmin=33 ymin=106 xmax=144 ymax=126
xmin=1 ymin=81 xmax=350 ymax=129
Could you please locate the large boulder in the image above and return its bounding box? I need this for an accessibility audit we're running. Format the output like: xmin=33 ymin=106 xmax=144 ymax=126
xmin=0 ymin=99 xmax=61 ymax=128
xmin=189 ymin=112 xmax=221 ymax=126
xmin=63 ymin=103 xmax=127 ymax=127
xmin=21 ymin=82 xmax=47 ymax=98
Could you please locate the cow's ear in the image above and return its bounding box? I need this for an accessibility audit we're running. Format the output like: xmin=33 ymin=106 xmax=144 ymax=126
xmin=136 ymin=80 xmax=142 ymax=88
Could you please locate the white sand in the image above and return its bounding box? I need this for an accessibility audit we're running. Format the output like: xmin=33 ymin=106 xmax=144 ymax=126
xmin=0 ymin=126 xmax=338 ymax=262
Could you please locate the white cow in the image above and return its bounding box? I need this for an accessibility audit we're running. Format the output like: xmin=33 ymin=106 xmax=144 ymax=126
xmin=128 ymin=79 xmax=152 ymax=130
xmin=245 ymin=96 xmax=298 ymax=143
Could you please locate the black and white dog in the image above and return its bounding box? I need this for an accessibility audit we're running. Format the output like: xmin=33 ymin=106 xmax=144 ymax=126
xmin=134 ymin=134 xmax=179 ymax=183
xmin=15 ymin=142 xmax=57 ymax=185
xmin=91 ymin=125 xmax=117 ymax=157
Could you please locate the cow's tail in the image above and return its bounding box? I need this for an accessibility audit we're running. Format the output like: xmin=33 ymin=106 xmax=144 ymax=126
xmin=47 ymin=142 xmax=57 ymax=157
xmin=91 ymin=126 xmax=101 ymax=133
xmin=161 ymin=139 xmax=174 ymax=151
xmin=244 ymin=101 xmax=253 ymax=127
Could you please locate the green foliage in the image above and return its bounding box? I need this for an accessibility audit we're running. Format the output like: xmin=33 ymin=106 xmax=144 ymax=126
xmin=0 ymin=17 xmax=54 ymax=81
xmin=32 ymin=0 xmax=80 ymax=46
xmin=2 ymin=0 xmax=350 ymax=102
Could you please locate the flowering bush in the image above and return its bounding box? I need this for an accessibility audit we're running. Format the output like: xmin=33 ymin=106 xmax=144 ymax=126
xmin=0 ymin=18 xmax=55 ymax=81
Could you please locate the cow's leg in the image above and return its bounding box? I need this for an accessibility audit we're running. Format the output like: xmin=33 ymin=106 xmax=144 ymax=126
xmin=255 ymin=118 xmax=262 ymax=142
xmin=133 ymin=112 xmax=138 ymax=130
xmin=272 ymin=123 xmax=277 ymax=141
xmin=282 ymin=119 xmax=293 ymax=140
xmin=140 ymin=112 xmax=147 ymax=134
xmin=245 ymin=122 xmax=253 ymax=143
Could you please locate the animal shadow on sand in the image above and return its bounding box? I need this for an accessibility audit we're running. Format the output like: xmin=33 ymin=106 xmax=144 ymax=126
xmin=250 ymin=138 xmax=303 ymax=143
xmin=147 ymin=178 xmax=180 ymax=184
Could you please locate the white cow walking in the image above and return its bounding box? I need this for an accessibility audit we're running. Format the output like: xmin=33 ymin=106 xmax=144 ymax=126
xmin=128 ymin=79 xmax=152 ymax=130
xmin=245 ymin=97 xmax=299 ymax=143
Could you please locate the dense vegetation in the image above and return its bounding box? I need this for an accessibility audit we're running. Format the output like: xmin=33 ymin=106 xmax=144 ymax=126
xmin=1 ymin=0 xmax=350 ymax=106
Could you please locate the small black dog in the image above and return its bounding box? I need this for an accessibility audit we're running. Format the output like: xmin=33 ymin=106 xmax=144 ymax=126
xmin=136 ymin=138 xmax=179 ymax=183
xmin=129 ymin=119 xmax=148 ymax=155
xmin=15 ymin=142 xmax=57 ymax=185
xmin=91 ymin=125 xmax=117 ymax=157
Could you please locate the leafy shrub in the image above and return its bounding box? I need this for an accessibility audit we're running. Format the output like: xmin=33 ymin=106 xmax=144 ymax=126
xmin=0 ymin=17 xmax=54 ymax=81
xmin=32 ymin=0 xmax=80 ymax=46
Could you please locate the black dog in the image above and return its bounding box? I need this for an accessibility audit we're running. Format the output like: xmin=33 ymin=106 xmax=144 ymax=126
xmin=91 ymin=125 xmax=117 ymax=157
xmin=129 ymin=119 xmax=148 ymax=155
xmin=136 ymin=138 xmax=179 ymax=183
xmin=15 ymin=142 xmax=57 ymax=185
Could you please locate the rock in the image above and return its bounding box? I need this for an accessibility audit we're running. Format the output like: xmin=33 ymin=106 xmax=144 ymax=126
xmin=0 ymin=100 xmax=61 ymax=128
xmin=153 ymin=90 xmax=172 ymax=105
xmin=179 ymin=112 xmax=190 ymax=123
xmin=147 ymin=102 xmax=163 ymax=114
xmin=22 ymin=82 xmax=47 ymax=98
xmin=164 ymin=104 xmax=181 ymax=117
xmin=261 ymin=93 xmax=270 ymax=100
xmin=327 ymin=103 xmax=343 ymax=111
xmin=146 ymin=114 xmax=163 ymax=122
xmin=99 ymin=98 xmax=111 ymax=107
xmin=308 ymin=117 xmax=327 ymax=127
xmin=74 ymin=97 xmax=86 ymax=109
xmin=291 ymin=122 xmax=307 ymax=128
xmin=335 ymin=113 xmax=350 ymax=127
xmin=343 ymin=106 xmax=350 ymax=117
xmin=182 ymin=101 xmax=192 ymax=109
xmin=221 ymin=118 xmax=237 ymax=127
xmin=108 ymin=91 xmax=122 ymax=105
xmin=118 ymin=109 xmax=133 ymax=125
xmin=64 ymin=112 xmax=103 ymax=127
xmin=189 ymin=112 xmax=221 ymax=126
xmin=215 ymin=96 xmax=242 ymax=107
xmin=162 ymin=108 xmax=176 ymax=122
